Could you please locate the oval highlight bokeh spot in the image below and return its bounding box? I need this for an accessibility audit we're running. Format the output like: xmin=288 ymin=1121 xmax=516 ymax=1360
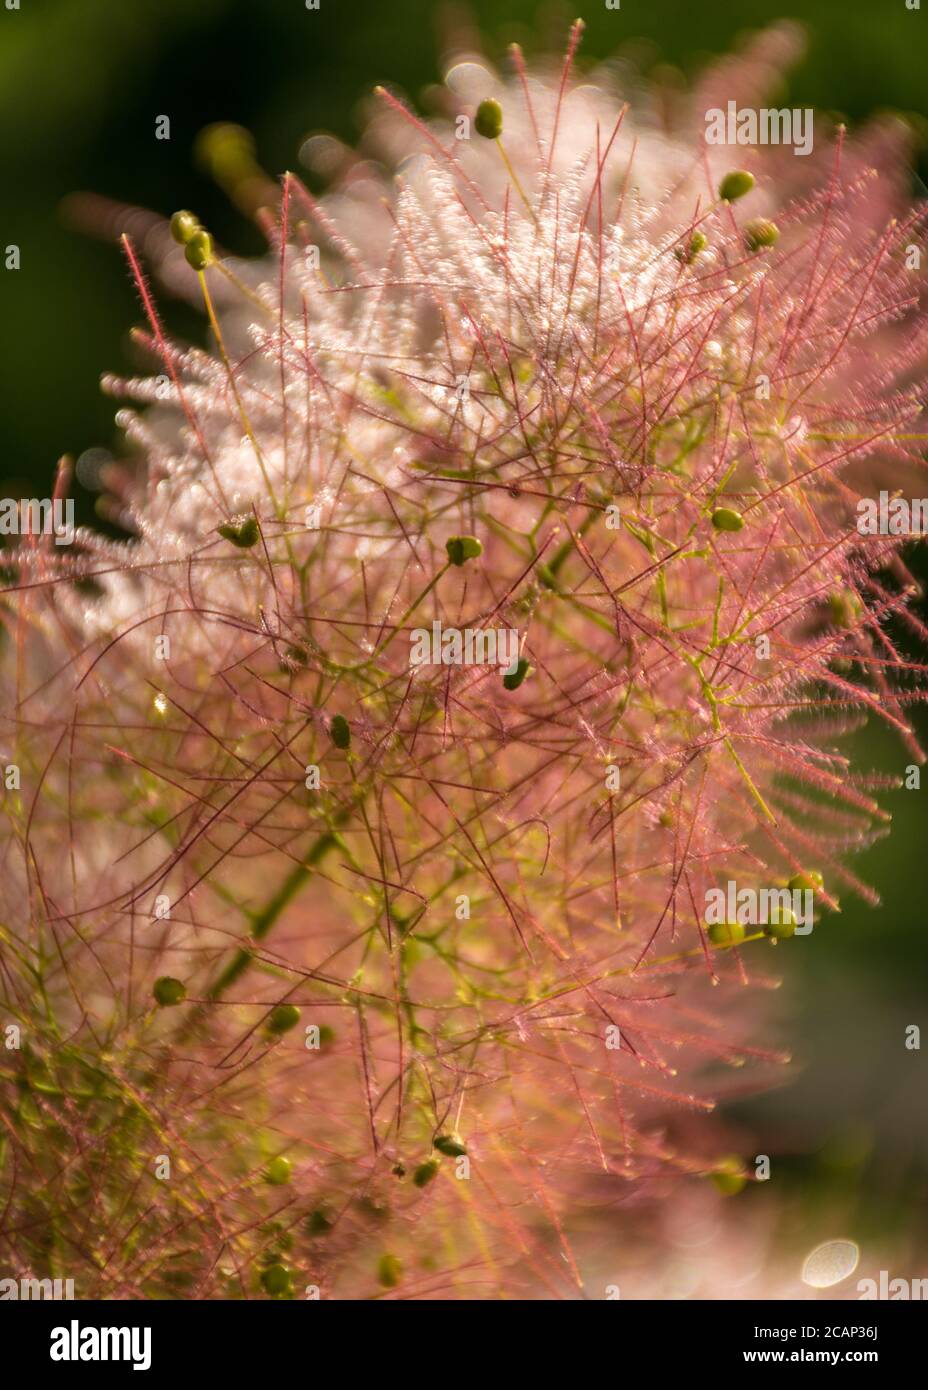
xmin=802 ymin=1240 xmax=860 ymax=1289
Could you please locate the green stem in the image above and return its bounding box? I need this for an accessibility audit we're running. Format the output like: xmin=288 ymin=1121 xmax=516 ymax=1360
xmin=206 ymin=829 xmax=340 ymax=1001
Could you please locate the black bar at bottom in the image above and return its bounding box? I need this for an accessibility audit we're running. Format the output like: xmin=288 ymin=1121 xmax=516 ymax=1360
xmin=4 ymin=1296 xmax=923 ymax=1376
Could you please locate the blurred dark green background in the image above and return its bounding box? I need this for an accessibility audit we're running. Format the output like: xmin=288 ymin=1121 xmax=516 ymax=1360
xmin=1 ymin=0 xmax=926 ymax=1280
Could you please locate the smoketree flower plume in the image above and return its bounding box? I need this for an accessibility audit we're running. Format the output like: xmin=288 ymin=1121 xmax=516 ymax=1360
xmin=2 ymin=21 xmax=927 ymax=1298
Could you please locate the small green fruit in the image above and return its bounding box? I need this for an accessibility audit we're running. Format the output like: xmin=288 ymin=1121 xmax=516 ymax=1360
xmin=170 ymin=210 xmax=200 ymax=245
xmin=218 ymin=516 xmax=259 ymax=548
xmin=153 ymin=976 xmax=186 ymax=1007
xmin=412 ymin=1157 xmax=441 ymax=1188
xmin=330 ymin=714 xmax=351 ymax=749
xmin=503 ymin=657 xmax=531 ymax=691
xmin=674 ymin=230 xmax=707 ymax=265
xmin=433 ymin=1132 xmax=467 ymax=1157
xmin=707 ymin=921 xmax=745 ymax=948
xmin=711 ymin=507 xmax=745 ymax=533
xmin=718 ymin=170 xmax=755 ymax=202
xmin=445 ymin=535 xmax=483 ymax=566
xmin=828 ymin=589 xmax=862 ymax=628
xmin=743 ymin=217 xmax=779 ymax=252
xmin=261 ymin=1262 xmax=293 ymax=1297
xmin=378 ymin=1253 xmax=403 ymax=1288
xmin=184 ymin=229 xmax=214 ymax=271
xmin=305 ymin=1206 xmax=333 ymax=1237
xmin=282 ymin=644 xmax=308 ymax=669
xmin=788 ymin=870 xmax=823 ymax=894
xmin=264 ymin=1156 xmax=292 ymax=1186
xmin=267 ymin=1003 xmax=301 ymax=1035
xmin=474 ymin=99 xmax=503 ymax=140
xmin=763 ymin=907 xmax=796 ymax=940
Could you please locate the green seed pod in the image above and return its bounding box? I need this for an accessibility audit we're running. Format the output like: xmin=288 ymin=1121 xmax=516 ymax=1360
xmin=281 ymin=643 xmax=308 ymax=670
xmin=330 ymin=714 xmax=351 ymax=749
xmin=184 ymin=229 xmax=214 ymax=271
xmin=743 ymin=217 xmax=780 ymax=252
xmin=445 ymin=535 xmax=483 ymax=566
xmin=412 ymin=1156 xmax=441 ymax=1188
xmin=217 ymin=516 xmax=259 ymax=548
xmin=788 ymin=870 xmax=823 ymax=894
xmin=674 ymin=230 xmax=707 ymax=265
xmin=433 ymin=1132 xmax=467 ymax=1157
xmin=153 ymin=976 xmax=186 ymax=1007
xmin=305 ymin=1206 xmax=333 ymax=1237
xmin=170 ymin=210 xmax=200 ymax=245
xmin=260 ymin=1262 xmax=293 ymax=1297
xmin=378 ymin=1253 xmax=403 ymax=1288
xmin=267 ymin=1003 xmax=301 ymax=1035
xmin=763 ymin=907 xmax=796 ymax=940
xmin=503 ymin=657 xmax=531 ymax=691
xmin=474 ymin=98 xmax=503 ymax=141
xmin=828 ymin=589 xmax=862 ymax=629
xmin=718 ymin=170 xmax=755 ymax=202
xmin=263 ymin=1156 xmax=292 ymax=1186
xmin=711 ymin=507 xmax=745 ymax=533
xmin=707 ymin=920 xmax=745 ymax=948
xmin=709 ymin=1156 xmax=748 ymax=1196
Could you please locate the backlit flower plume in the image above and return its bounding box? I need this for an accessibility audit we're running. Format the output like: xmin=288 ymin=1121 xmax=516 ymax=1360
xmin=2 ymin=20 xmax=927 ymax=1299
